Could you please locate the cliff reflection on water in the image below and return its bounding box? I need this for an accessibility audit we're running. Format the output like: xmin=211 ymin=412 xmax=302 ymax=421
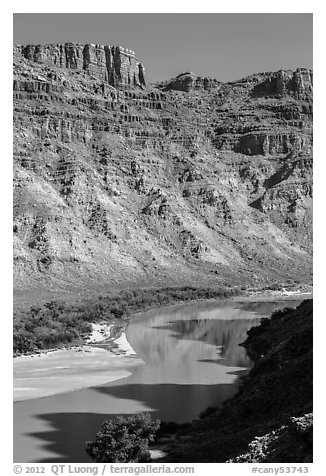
xmin=125 ymin=301 xmax=290 ymax=381
xmin=126 ymin=309 xmax=261 ymax=385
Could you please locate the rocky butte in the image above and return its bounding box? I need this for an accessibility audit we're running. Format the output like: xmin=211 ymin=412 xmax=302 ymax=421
xmin=16 ymin=43 xmax=146 ymax=87
xmin=13 ymin=43 xmax=313 ymax=295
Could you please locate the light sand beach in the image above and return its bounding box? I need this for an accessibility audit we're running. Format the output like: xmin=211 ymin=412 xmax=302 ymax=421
xmin=232 ymin=290 xmax=312 ymax=303
xmin=14 ymin=323 xmax=143 ymax=402
xmin=85 ymin=323 xmax=112 ymax=343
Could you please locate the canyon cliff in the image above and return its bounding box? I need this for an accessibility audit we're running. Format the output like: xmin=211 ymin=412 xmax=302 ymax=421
xmin=13 ymin=43 xmax=313 ymax=294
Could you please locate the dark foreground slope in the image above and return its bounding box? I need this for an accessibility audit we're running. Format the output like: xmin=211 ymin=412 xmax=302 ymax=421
xmin=159 ymin=299 xmax=312 ymax=462
xmin=13 ymin=44 xmax=312 ymax=295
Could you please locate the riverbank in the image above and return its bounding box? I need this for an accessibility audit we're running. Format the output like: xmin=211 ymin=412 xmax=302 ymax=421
xmin=13 ymin=295 xmax=312 ymax=464
xmin=156 ymin=299 xmax=313 ymax=463
xmin=232 ymin=289 xmax=312 ymax=303
xmin=14 ymin=322 xmax=143 ymax=402
xmin=13 ymin=286 xmax=241 ymax=355
xmin=13 ymin=289 xmax=309 ymax=403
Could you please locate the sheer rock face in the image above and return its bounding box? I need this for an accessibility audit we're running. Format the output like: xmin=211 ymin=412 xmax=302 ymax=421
xmin=17 ymin=43 xmax=146 ymax=88
xmin=13 ymin=45 xmax=313 ymax=291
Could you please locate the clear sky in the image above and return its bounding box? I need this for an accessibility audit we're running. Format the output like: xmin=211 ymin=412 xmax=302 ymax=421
xmin=13 ymin=13 xmax=312 ymax=83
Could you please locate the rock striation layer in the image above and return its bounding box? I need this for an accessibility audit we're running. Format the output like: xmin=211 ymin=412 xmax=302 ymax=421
xmin=13 ymin=44 xmax=313 ymax=292
xmin=160 ymin=72 xmax=221 ymax=92
xmin=16 ymin=43 xmax=146 ymax=88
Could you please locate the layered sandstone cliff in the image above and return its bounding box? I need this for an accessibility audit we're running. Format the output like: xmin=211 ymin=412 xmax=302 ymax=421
xmin=16 ymin=43 xmax=146 ymax=88
xmin=13 ymin=44 xmax=313 ymax=292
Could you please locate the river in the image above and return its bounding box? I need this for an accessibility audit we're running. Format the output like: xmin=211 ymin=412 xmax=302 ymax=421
xmin=13 ymin=297 xmax=303 ymax=462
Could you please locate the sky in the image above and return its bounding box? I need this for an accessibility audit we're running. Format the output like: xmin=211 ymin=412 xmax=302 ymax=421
xmin=13 ymin=13 xmax=312 ymax=83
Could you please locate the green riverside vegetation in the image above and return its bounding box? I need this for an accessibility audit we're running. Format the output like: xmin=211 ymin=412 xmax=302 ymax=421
xmin=13 ymin=286 xmax=239 ymax=355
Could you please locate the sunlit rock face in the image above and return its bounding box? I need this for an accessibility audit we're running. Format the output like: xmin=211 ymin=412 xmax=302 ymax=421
xmin=13 ymin=43 xmax=312 ymax=290
xmin=17 ymin=43 xmax=146 ymax=87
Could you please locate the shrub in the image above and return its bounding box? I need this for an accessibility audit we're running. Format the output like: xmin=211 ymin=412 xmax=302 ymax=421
xmin=85 ymin=413 xmax=160 ymax=463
